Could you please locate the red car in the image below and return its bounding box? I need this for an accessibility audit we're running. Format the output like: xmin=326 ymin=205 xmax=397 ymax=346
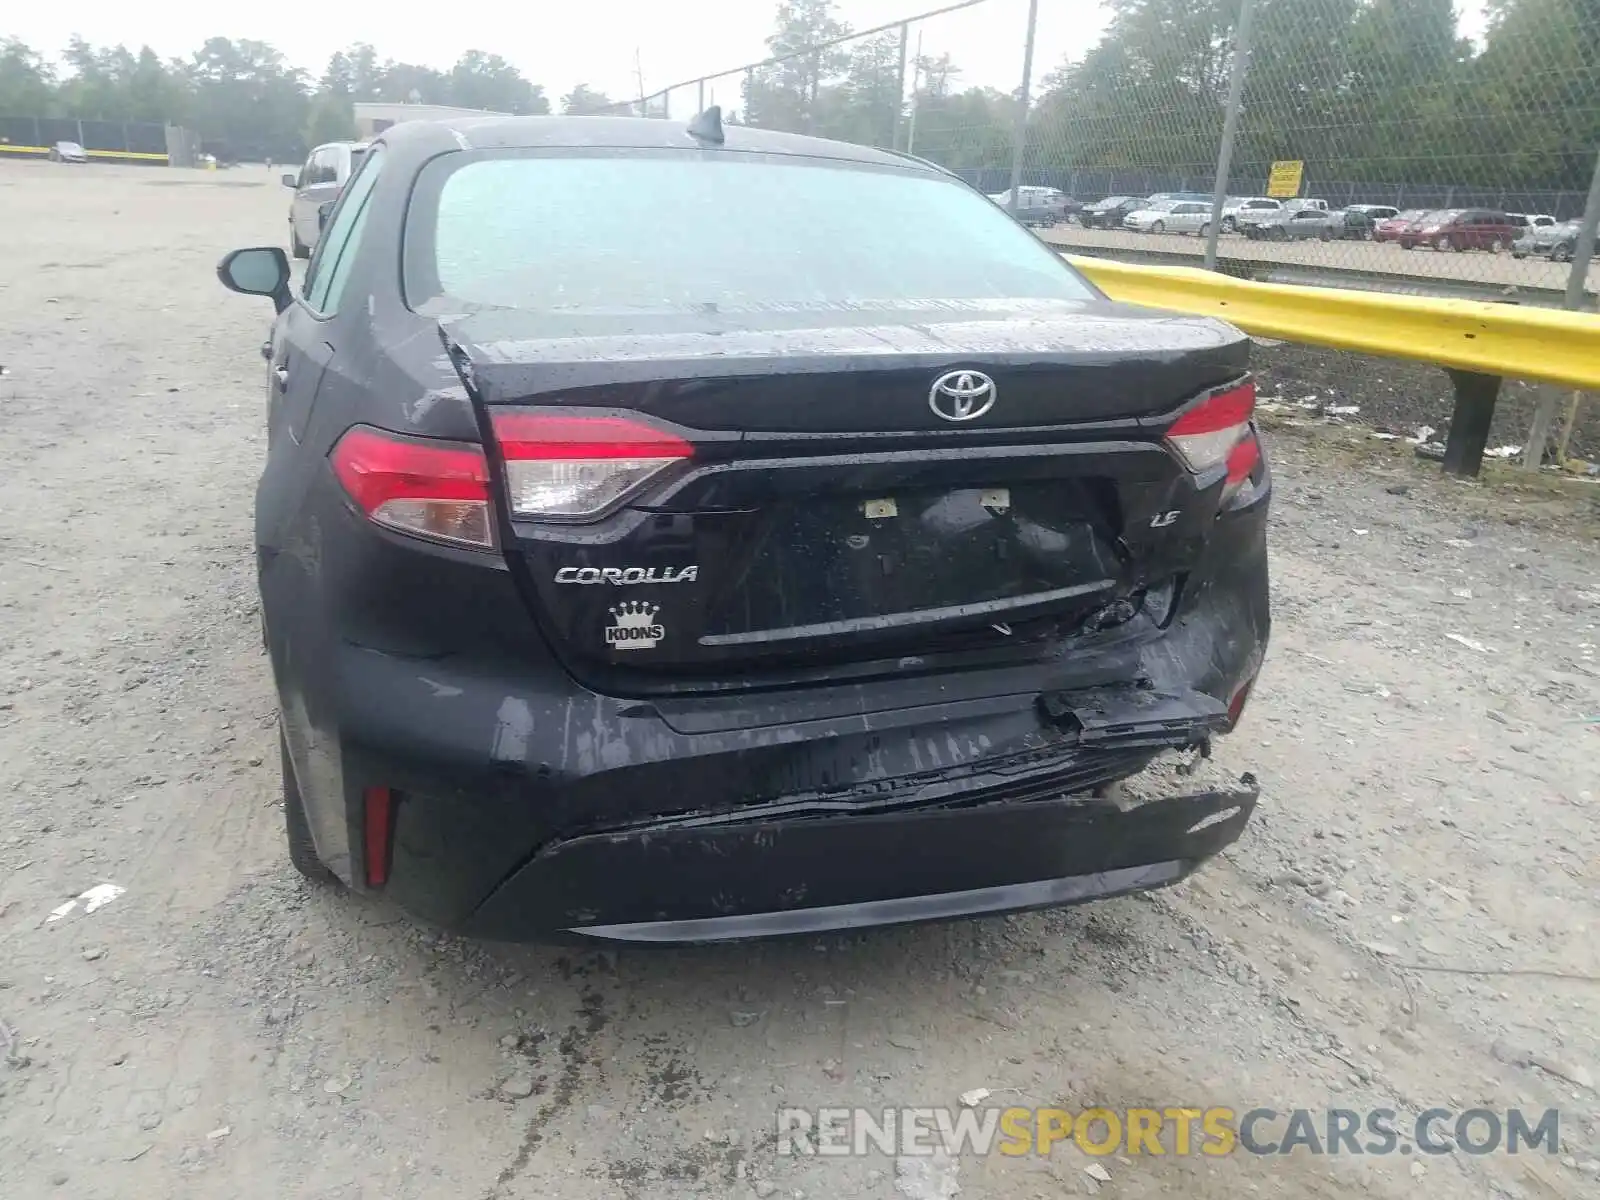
xmin=1373 ymin=209 xmax=1427 ymax=244
xmin=1399 ymin=209 xmax=1519 ymax=252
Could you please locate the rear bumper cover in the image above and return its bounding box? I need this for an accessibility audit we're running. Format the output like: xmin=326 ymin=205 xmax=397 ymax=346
xmin=265 ymin=470 xmax=1269 ymax=942
xmin=467 ymin=774 xmax=1259 ymax=942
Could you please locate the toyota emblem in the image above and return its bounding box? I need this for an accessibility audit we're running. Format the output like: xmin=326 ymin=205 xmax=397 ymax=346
xmin=929 ymin=369 xmax=997 ymax=422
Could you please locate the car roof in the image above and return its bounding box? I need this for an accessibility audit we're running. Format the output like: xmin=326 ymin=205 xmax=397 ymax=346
xmin=373 ymin=114 xmax=929 ymax=173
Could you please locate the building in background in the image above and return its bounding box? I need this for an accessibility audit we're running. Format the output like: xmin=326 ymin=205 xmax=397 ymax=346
xmin=353 ymin=102 xmax=507 ymax=139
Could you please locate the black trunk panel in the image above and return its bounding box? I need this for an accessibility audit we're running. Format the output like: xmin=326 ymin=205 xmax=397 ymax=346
xmin=447 ymin=304 xmax=1248 ymax=693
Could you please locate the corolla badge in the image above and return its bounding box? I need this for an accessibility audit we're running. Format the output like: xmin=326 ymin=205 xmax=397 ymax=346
xmin=929 ymin=370 xmax=997 ymax=422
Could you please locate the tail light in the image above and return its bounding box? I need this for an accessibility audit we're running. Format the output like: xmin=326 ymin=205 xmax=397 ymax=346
xmin=1165 ymin=379 xmax=1261 ymax=505
xmin=363 ymin=785 xmax=395 ymax=887
xmin=1226 ymin=678 xmax=1254 ymax=729
xmin=489 ymin=412 xmax=693 ymax=520
xmin=330 ymin=426 xmax=493 ymax=548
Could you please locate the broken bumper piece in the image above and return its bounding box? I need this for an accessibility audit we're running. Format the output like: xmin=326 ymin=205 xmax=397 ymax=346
xmin=462 ymin=772 xmax=1260 ymax=943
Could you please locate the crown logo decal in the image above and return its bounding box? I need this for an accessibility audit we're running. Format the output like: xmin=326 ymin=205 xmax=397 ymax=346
xmin=605 ymin=601 xmax=665 ymax=650
xmin=609 ymin=601 xmax=660 ymax=625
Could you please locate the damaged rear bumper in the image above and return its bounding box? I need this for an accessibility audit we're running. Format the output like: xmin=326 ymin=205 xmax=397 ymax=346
xmin=463 ymin=772 xmax=1259 ymax=942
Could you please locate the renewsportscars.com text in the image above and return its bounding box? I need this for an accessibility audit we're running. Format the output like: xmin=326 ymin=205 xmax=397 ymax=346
xmin=777 ymin=1106 xmax=1560 ymax=1158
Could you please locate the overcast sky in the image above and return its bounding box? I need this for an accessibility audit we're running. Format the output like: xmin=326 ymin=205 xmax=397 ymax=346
xmin=8 ymin=0 xmax=1489 ymax=108
xmin=7 ymin=0 xmax=1105 ymax=103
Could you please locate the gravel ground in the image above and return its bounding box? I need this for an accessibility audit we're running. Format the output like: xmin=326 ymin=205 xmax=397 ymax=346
xmin=2 ymin=162 xmax=1598 ymax=1199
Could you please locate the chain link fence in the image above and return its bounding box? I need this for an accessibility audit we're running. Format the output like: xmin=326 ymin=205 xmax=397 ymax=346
xmin=604 ymin=0 xmax=1600 ymax=307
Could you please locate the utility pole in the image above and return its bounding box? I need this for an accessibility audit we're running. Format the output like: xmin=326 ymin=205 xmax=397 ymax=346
xmin=634 ymin=49 xmax=646 ymax=117
xmin=1525 ymin=146 xmax=1600 ymax=468
xmin=1205 ymin=0 xmax=1256 ymax=271
xmin=906 ymin=30 xmax=924 ymax=156
xmin=1005 ymin=0 xmax=1041 ymax=217
xmin=894 ymin=23 xmax=910 ymax=152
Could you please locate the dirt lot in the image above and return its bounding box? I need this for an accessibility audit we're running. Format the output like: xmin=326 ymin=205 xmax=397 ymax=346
xmin=1042 ymin=225 xmax=1600 ymax=296
xmin=1 ymin=161 xmax=1598 ymax=1199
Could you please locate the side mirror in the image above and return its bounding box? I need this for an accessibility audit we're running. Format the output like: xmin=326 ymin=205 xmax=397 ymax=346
xmin=281 ymin=172 xmax=298 ymax=189
xmin=317 ymin=201 xmax=336 ymax=231
xmin=217 ymin=246 xmax=293 ymax=314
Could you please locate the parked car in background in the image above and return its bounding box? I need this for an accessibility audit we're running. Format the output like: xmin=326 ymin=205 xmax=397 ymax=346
xmin=1343 ymin=205 xmax=1399 ymax=238
xmin=1399 ymin=209 xmax=1518 ymax=252
xmin=987 ymin=185 xmax=1076 ymax=227
xmin=49 ymin=141 xmax=88 ymax=163
xmin=1236 ymin=197 xmax=1326 ymax=236
xmin=1512 ymin=220 xmax=1570 ymax=259
xmin=1146 ymin=192 xmax=1214 ymax=205
xmin=1373 ymin=209 xmax=1428 ymax=243
xmin=1548 ymin=221 xmax=1600 ymax=262
xmin=1123 ymin=199 xmax=1213 ymax=234
xmin=1315 ymin=208 xmax=1392 ymax=240
xmin=283 ymin=140 xmax=371 ymax=258
xmin=1222 ymin=196 xmax=1280 ymax=232
xmin=1077 ymin=195 xmax=1144 ymax=228
xmin=1244 ymin=207 xmax=1340 ymax=241
xmin=214 ymin=114 xmax=1271 ymax=943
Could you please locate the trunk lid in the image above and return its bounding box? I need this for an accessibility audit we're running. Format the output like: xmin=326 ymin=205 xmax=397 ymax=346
xmin=445 ymin=300 xmax=1249 ymax=691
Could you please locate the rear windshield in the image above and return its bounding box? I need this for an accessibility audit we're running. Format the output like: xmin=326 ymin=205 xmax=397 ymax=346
xmin=403 ymin=150 xmax=1097 ymax=316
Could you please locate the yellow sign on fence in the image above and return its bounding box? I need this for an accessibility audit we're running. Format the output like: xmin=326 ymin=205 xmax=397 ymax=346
xmin=1266 ymin=160 xmax=1304 ymax=198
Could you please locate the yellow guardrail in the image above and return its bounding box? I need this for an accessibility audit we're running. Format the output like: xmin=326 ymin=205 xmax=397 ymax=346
xmin=1066 ymin=255 xmax=1600 ymax=393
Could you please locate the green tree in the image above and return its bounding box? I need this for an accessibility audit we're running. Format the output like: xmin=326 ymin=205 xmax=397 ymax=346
xmin=1471 ymin=0 xmax=1600 ymax=189
xmin=377 ymin=61 xmax=450 ymax=104
xmin=125 ymin=47 xmax=189 ymax=125
xmin=56 ymin=36 xmax=121 ymax=118
xmin=0 ymin=38 xmax=57 ymax=116
xmin=188 ymin=37 xmax=311 ymax=160
xmin=816 ymin=31 xmax=902 ymax=147
xmin=305 ymin=89 xmax=356 ymax=147
xmin=744 ymin=0 xmax=851 ymax=133
xmin=447 ymin=50 xmax=548 ymax=114
xmin=561 ymin=83 xmax=615 ymax=114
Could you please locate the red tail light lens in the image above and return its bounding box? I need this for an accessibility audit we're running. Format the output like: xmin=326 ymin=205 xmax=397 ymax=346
xmin=1227 ymin=678 xmax=1254 ymax=729
xmin=489 ymin=412 xmax=693 ymax=520
xmin=363 ymin=785 xmax=395 ymax=887
xmin=330 ymin=426 xmax=493 ymax=548
xmin=1165 ymin=379 xmax=1260 ymax=503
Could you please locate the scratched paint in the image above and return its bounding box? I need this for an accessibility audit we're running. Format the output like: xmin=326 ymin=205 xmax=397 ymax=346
xmin=490 ymin=697 xmax=534 ymax=762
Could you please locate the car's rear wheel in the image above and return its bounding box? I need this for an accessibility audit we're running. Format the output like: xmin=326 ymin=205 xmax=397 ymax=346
xmin=1271 ymin=226 xmax=1289 ymax=242
xmin=1150 ymin=220 xmax=1165 ymax=234
xmin=1199 ymin=223 xmax=1211 ymax=238
xmin=281 ymin=729 xmax=337 ymax=884
xmin=1222 ymin=217 xmax=1237 ymax=233
xmin=1488 ymin=237 xmax=1505 ymax=253
xmin=1437 ymin=235 xmax=1456 ymax=252
xmin=290 ymin=225 xmax=310 ymax=260
xmin=1318 ymin=229 xmax=1332 ymax=242
xmin=1551 ymin=244 xmax=1572 ymax=262
xmin=1400 ymin=240 xmax=1414 ymax=250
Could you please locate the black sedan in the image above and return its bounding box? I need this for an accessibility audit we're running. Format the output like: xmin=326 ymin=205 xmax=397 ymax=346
xmin=217 ymin=112 xmax=1270 ymax=943
xmin=1076 ymin=195 xmax=1147 ymax=228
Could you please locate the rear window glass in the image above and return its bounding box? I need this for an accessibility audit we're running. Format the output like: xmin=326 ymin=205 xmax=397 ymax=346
xmin=404 ymin=151 xmax=1096 ymax=316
